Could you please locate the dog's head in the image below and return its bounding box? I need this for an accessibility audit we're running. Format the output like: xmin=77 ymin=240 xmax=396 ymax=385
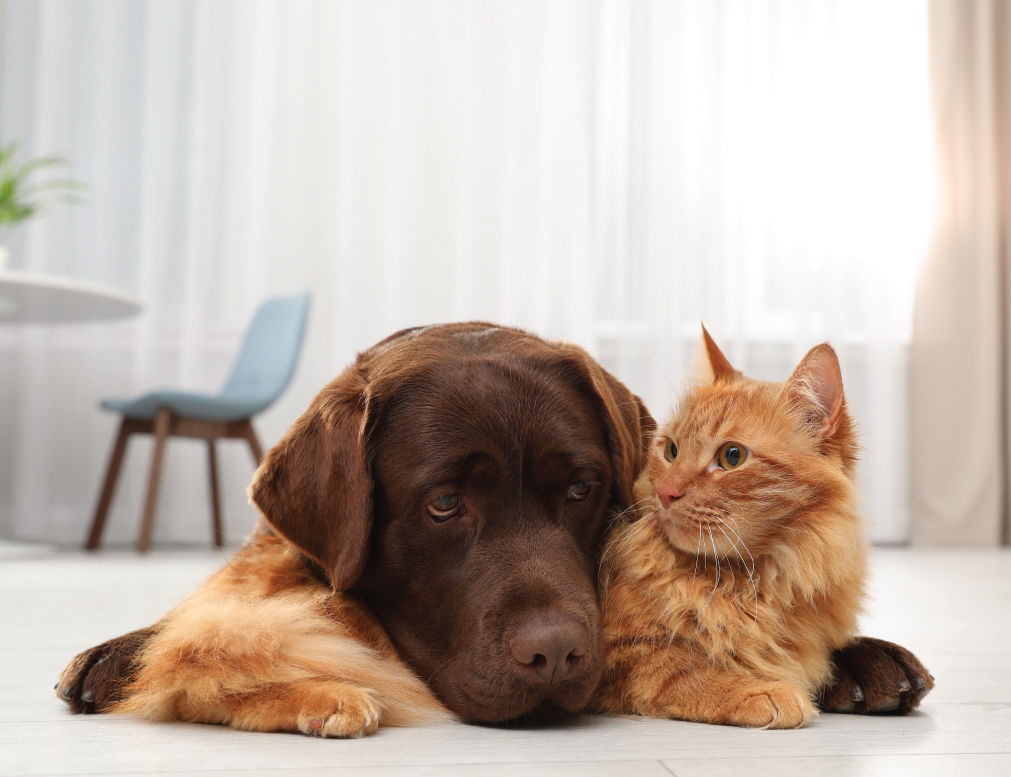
xmin=250 ymin=323 xmax=653 ymax=722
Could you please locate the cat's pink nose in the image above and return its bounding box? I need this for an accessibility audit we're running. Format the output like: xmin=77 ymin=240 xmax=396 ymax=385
xmin=657 ymin=486 xmax=683 ymax=509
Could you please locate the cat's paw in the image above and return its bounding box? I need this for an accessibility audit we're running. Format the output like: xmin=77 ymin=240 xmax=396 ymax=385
xmin=295 ymin=685 xmax=382 ymax=738
xmin=821 ymin=636 xmax=934 ymax=715
xmin=727 ymin=682 xmax=816 ymax=729
xmin=56 ymin=627 xmax=156 ymax=714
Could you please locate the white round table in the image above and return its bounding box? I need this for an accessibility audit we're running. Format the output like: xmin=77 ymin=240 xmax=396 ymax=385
xmin=0 ymin=270 xmax=142 ymax=323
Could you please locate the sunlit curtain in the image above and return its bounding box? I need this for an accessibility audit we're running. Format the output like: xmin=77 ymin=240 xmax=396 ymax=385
xmin=0 ymin=0 xmax=932 ymax=546
xmin=594 ymin=0 xmax=933 ymax=544
xmin=910 ymin=0 xmax=1010 ymax=546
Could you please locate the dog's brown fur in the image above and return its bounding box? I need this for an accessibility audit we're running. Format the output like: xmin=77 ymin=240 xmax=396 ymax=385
xmin=60 ymin=322 xmax=653 ymax=734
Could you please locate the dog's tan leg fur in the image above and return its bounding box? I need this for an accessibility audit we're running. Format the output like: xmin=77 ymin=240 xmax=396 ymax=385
xmin=110 ymin=531 xmax=451 ymax=736
xmin=172 ymin=679 xmax=384 ymax=738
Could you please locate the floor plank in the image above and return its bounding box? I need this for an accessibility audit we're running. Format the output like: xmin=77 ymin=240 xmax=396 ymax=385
xmin=1 ymin=547 xmax=1008 ymax=777
xmin=666 ymin=753 xmax=1011 ymax=777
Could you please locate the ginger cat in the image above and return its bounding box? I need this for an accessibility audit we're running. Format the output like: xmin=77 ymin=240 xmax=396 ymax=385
xmin=595 ymin=328 xmax=867 ymax=729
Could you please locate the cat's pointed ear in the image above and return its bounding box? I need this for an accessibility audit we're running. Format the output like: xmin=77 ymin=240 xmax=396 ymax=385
xmin=786 ymin=344 xmax=845 ymax=438
xmin=701 ymin=324 xmax=738 ymax=382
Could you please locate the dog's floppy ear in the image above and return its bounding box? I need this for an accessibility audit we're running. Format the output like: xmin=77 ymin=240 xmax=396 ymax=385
xmin=249 ymin=366 xmax=373 ymax=590
xmin=564 ymin=347 xmax=655 ymax=510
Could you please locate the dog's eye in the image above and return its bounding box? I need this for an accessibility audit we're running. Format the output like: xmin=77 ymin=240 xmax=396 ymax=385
xmin=566 ymin=480 xmax=592 ymax=502
xmin=427 ymin=494 xmax=462 ymax=522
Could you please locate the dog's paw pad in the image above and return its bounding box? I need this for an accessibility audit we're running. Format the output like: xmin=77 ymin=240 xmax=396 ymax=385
xmin=296 ymin=687 xmax=381 ymax=738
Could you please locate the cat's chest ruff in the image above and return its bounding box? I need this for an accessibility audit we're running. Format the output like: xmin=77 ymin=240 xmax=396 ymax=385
xmin=612 ymin=523 xmax=765 ymax=640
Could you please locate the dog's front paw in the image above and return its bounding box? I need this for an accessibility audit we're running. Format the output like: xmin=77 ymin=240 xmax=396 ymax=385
xmin=821 ymin=636 xmax=934 ymax=715
xmin=295 ymin=684 xmax=382 ymax=738
xmin=56 ymin=627 xmax=156 ymax=714
xmin=727 ymin=682 xmax=816 ymax=729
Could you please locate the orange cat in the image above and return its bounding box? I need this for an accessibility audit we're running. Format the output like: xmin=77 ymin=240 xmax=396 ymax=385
xmin=595 ymin=327 xmax=866 ymax=729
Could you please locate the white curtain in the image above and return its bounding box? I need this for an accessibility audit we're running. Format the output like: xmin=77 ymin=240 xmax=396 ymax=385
xmin=0 ymin=0 xmax=932 ymax=546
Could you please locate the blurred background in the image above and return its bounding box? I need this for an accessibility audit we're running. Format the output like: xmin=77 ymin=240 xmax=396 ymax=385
xmin=0 ymin=0 xmax=1003 ymax=549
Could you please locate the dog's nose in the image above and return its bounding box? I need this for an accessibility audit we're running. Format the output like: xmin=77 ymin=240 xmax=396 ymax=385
xmin=509 ymin=612 xmax=588 ymax=684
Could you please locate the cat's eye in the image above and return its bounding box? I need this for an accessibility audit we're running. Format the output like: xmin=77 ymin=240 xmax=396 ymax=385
xmin=567 ymin=479 xmax=592 ymax=502
xmin=717 ymin=442 xmax=748 ymax=470
xmin=664 ymin=440 xmax=678 ymax=462
xmin=428 ymin=494 xmax=462 ymax=522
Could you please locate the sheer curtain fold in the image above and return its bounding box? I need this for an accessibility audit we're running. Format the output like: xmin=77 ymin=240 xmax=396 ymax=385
xmin=0 ymin=0 xmax=930 ymax=545
xmin=910 ymin=0 xmax=1011 ymax=546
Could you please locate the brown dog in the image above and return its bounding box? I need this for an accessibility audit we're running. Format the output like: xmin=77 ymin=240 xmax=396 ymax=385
xmin=59 ymin=322 xmax=652 ymax=732
xmin=57 ymin=322 xmax=931 ymax=734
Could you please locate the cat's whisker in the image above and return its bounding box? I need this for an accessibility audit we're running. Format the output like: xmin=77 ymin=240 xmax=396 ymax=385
xmin=713 ymin=514 xmax=756 ymax=576
xmin=711 ymin=516 xmax=749 ymax=568
xmin=601 ymin=518 xmax=643 ymax=563
xmin=692 ymin=521 xmax=703 ymax=584
xmin=609 ymin=496 xmax=656 ymax=523
xmin=598 ymin=506 xmax=663 ymax=587
xmin=717 ymin=506 xmax=747 ymax=539
xmin=715 ymin=508 xmax=770 ymax=574
xmin=607 ymin=520 xmax=653 ymax=568
xmin=705 ymin=526 xmax=720 ymax=607
xmin=717 ymin=524 xmax=760 ymax=625
xmin=606 ymin=507 xmax=652 ymax=552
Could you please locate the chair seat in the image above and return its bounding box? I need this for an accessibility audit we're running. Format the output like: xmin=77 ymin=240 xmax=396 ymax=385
xmin=100 ymin=391 xmax=264 ymax=423
xmin=86 ymin=293 xmax=309 ymax=552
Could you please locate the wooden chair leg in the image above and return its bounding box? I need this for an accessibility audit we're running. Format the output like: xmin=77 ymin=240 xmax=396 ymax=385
xmin=241 ymin=420 xmax=265 ymax=465
xmin=137 ymin=408 xmax=172 ymax=553
xmin=206 ymin=439 xmax=223 ymax=547
xmin=84 ymin=419 xmax=132 ymax=551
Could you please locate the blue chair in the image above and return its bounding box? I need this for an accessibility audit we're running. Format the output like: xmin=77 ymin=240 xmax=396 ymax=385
xmin=84 ymin=293 xmax=311 ymax=552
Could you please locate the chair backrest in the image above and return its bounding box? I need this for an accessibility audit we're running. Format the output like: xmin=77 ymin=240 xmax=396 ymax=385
xmin=220 ymin=292 xmax=311 ymax=414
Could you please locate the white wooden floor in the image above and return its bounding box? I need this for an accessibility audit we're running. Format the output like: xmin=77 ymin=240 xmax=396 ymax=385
xmin=1 ymin=546 xmax=1009 ymax=777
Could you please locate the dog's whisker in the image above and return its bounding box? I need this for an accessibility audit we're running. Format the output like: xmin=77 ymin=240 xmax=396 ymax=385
xmin=425 ymin=652 xmax=468 ymax=685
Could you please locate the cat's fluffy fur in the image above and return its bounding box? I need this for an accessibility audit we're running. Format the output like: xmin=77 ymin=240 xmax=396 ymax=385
xmin=593 ymin=329 xmax=867 ymax=729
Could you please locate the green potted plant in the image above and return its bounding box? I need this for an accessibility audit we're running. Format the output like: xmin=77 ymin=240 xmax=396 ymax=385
xmin=0 ymin=140 xmax=83 ymax=270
